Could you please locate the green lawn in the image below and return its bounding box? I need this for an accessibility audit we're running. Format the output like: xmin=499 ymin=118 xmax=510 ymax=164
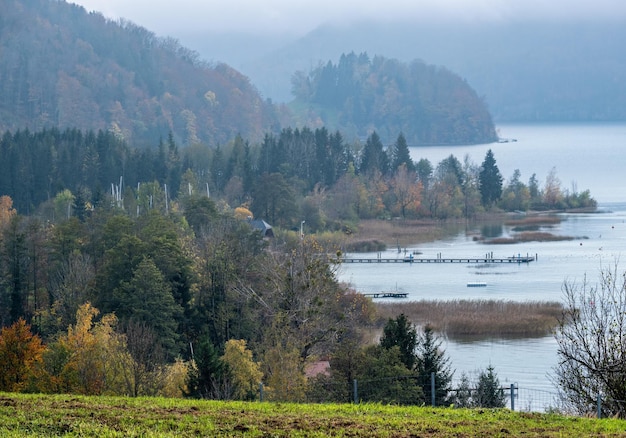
xmin=1 ymin=392 xmax=626 ymax=437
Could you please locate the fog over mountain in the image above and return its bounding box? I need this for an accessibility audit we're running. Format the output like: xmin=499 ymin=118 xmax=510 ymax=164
xmin=199 ymin=20 xmax=625 ymax=122
xmin=67 ymin=2 xmax=626 ymax=122
xmin=72 ymin=0 xmax=626 ymax=36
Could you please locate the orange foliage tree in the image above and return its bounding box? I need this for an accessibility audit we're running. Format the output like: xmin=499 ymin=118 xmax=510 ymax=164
xmin=0 ymin=318 xmax=45 ymax=392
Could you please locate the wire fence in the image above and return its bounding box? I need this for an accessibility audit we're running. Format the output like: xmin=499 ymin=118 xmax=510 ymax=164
xmin=512 ymin=387 xmax=560 ymax=413
xmin=262 ymin=374 xmax=566 ymax=413
xmin=257 ymin=374 xmax=626 ymax=418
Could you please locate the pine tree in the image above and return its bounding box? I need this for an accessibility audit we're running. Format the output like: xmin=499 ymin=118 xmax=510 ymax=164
xmin=115 ymin=257 xmax=182 ymax=359
xmin=391 ymin=133 xmax=415 ymax=173
xmin=187 ymin=336 xmax=228 ymax=399
xmin=453 ymin=372 xmax=473 ymax=408
xmin=416 ymin=325 xmax=453 ymax=406
xmin=359 ymin=132 xmax=389 ymax=176
xmin=415 ymin=158 xmax=433 ymax=189
xmin=478 ymin=149 xmax=503 ymax=208
xmin=474 ymin=365 xmax=506 ymax=408
xmin=379 ymin=313 xmax=418 ymax=370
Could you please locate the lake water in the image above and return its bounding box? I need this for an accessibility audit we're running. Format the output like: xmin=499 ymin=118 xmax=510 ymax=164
xmin=338 ymin=123 xmax=626 ymax=410
xmin=409 ymin=122 xmax=626 ymax=204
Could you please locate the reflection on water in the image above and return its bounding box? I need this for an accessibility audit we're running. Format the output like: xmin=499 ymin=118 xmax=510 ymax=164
xmin=338 ymin=203 xmax=626 ymax=405
xmin=481 ymin=223 xmax=504 ymax=239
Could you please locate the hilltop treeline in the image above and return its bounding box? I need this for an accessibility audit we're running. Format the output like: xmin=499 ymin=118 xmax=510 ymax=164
xmin=0 ymin=126 xmax=595 ymax=222
xmin=291 ymin=52 xmax=497 ymax=145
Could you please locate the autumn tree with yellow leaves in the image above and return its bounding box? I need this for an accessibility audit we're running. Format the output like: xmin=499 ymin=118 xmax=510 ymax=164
xmin=0 ymin=195 xmax=16 ymax=229
xmin=221 ymin=339 xmax=263 ymax=401
xmin=43 ymin=303 xmax=130 ymax=395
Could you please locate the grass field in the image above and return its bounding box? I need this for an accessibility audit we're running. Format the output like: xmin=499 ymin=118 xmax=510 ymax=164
xmin=2 ymin=393 xmax=626 ymax=437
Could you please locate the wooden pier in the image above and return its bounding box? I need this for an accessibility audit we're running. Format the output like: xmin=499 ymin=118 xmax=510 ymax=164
xmin=362 ymin=292 xmax=408 ymax=299
xmin=342 ymin=255 xmax=535 ymax=264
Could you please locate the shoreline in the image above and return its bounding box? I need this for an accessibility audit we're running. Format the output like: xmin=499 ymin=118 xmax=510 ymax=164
xmin=343 ymin=217 xmax=518 ymax=252
xmin=343 ymin=209 xmax=595 ymax=252
xmin=340 ymin=214 xmax=572 ymax=339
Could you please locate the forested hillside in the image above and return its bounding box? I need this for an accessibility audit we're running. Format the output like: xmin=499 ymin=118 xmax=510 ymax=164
xmin=0 ymin=1 xmax=498 ymax=147
xmin=290 ymin=53 xmax=497 ymax=145
xmin=0 ymin=0 xmax=278 ymax=146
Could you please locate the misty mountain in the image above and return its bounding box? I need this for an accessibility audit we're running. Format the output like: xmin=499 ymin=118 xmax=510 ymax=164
xmin=0 ymin=0 xmax=278 ymax=146
xmin=290 ymin=53 xmax=496 ymax=145
xmin=233 ymin=20 xmax=626 ymax=122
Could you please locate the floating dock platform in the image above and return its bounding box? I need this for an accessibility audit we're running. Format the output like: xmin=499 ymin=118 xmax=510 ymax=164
xmin=362 ymin=292 xmax=408 ymax=299
xmin=342 ymin=255 xmax=535 ymax=264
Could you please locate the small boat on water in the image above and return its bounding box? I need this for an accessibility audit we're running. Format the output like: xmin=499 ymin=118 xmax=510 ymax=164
xmin=467 ymin=282 xmax=487 ymax=287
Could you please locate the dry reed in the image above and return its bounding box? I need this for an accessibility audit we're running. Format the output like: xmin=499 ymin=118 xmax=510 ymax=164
xmin=375 ymin=299 xmax=562 ymax=339
xmin=484 ymin=232 xmax=578 ymax=244
xmin=351 ymin=219 xmax=454 ymax=247
xmin=504 ymin=216 xmax=562 ymax=226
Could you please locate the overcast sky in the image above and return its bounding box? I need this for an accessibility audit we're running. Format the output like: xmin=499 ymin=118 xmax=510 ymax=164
xmin=71 ymin=0 xmax=626 ymax=37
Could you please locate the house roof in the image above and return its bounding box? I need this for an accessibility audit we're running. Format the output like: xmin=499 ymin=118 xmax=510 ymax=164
xmin=248 ymin=219 xmax=274 ymax=237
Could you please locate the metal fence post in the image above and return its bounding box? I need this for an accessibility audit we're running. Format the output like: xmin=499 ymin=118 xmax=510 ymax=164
xmin=259 ymin=382 xmax=264 ymax=402
xmin=510 ymin=384 xmax=515 ymax=411
xmin=431 ymin=372 xmax=436 ymax=407
xmin=353 ymin=379 xmax=358 ymax=404
xmin=597 ymin=394 xmax=602 ymax=419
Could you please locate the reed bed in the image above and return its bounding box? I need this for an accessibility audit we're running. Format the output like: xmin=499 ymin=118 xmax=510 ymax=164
xmin=504 ymin=216 xmax=562 ymax=226
xmin=353 ymin=219 xmax=454 ymax=247
xmin=484 ymin=232 xmax=577 ymax=244
xmin=375 ymin=299 xmax=563 ymax=339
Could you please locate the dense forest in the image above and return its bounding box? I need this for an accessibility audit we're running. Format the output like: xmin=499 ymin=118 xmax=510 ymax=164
xmin=0 ymin=127 xmax=596 ymax=223
xmin=0 ymin=125 xmax=594 ymax=402
xmin=0 ymin=0 xmax=279 ymax=146
xmin=0 ymin=125 xmax=524 ymax=402
xmin=290 ymin=52 xmax=498 ymax=145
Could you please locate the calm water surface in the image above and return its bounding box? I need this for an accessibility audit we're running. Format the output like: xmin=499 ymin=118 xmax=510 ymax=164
xmin=340 ymin=123 xmax=626 ymax=409
xmin=409 ymin=122 xmax=626 ymax=204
